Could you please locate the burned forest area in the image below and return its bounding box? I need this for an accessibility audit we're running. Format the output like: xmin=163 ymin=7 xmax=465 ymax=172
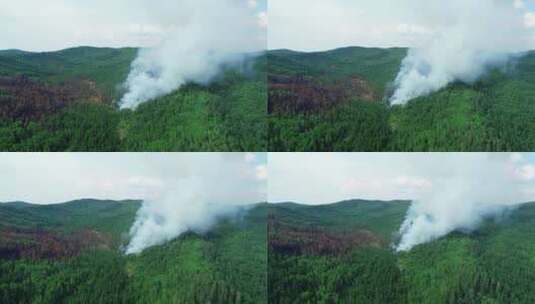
xmin=0 ymin=47 xmax=267 ymax=152
xmin=0 ymin=200 xmax=268 ymax=304
xmin=268 ymin=47 xmax=535 ymax=152
xmin=268 ymin=200 xmax=535 ymax=304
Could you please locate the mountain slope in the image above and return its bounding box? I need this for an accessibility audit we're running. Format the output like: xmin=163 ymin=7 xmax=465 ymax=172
xmin=0 ymin=199 xmax=140 ymax=240
xmin=0 ymin=47 xmax=267 ymax=152
xmin=269 ymin=200 xmax=535 ymax=303
xmin=0 ymin=200 xmax=267 ymax=304
xmin=268 ymin=46 xmax=535 ymax=152
xmin=0 ymin=46 xmax=137 ymax=98
xmin=269 ymin=47 xmax=405 ymax=94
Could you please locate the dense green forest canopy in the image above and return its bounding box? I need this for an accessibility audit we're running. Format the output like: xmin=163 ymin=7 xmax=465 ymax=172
xmin=0 ymin=199 xmax=267 ymax=304
xmin=269 ymin=200 xmax=535 ymax=303
xmin=268 ymin=47 xmax=535 ymax=152
xmin=0 ymin=47 xmax=267 ymax=152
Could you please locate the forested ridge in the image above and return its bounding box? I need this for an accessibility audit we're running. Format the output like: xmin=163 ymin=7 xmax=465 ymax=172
xmin=0 ymin=199 xmax=267 ymax=304
xmin=269 ymin=200 xmax=535 ymax=303
xmin=268 ymin=47 xmax=535 ymax=152
xmin=0 ymin=47 xmax=266 ymax=152
xmin=3 ymin=46 xmax=534 ymax=152
xmin=4 ymin=198 xmax=535 ymax=303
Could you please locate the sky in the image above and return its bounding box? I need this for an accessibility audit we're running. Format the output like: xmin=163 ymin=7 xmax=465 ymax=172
xmin=4 ymin=152 xmax=535 ymax=207
xmin=0 ymin=0 xmax=267 ymax=52
xmin=268 ymin=153 xmax=535 ymax=205
xmin=4 ymin=0 xmax=532 ymax=53
xmin=0 ymin=153 xmax=267 ymax=204
xmin=269 ymin=0 xmax=535 ymax=51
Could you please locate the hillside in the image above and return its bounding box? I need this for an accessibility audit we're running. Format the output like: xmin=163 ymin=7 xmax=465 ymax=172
xmin=0 ymin=199 xmax=267 ymax=304
xmin=0 ymin=47 xmax=137 ymax=98
xmin=268 ymin=46 xmax=535 ymax=152
xmin=0 ymin=47 xmax=266 ymax=152
xmin=269 ymin=200 xmax=535 ymax=303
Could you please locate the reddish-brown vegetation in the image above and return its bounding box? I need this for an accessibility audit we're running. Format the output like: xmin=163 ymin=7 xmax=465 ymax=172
xmin=0 ymin=228 xmax=112 ymax=260
xmin=268 ymin=217 xmax=383 ymax=256
xmin=0 ymin=75 xmax=105 ymax=124
xmin=268 ymin=74 xmax=377 ymax=114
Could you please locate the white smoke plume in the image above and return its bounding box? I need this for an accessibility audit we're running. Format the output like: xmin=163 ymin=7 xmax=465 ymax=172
xmin=125 ymin=153 xmax=267 ymax=254
xmin=267 ymin=153 xmax=535 ymax=251
xmin=396 ymin=153 xmax=534 ymax=251
xmin=119 ymin=0 xmax=266 ymax=109
xmin=390 ymin=0 xmax=531 ymax=105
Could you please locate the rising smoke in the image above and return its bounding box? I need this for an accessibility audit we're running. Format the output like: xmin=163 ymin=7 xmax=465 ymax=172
xmin=126 ymin=177 xmax=240 ymax=254
xmin=119 ymin=0 xmax=266 ymax=109
xmin=396 ymin=153 xmax=533 ymax=251
xmin=125 ymin=153 xmax=266 ymax=254
xmin=267 ymin=153 xmax=535 ymax=251
xmin=390 ymin=0 xmax=531 ymax=105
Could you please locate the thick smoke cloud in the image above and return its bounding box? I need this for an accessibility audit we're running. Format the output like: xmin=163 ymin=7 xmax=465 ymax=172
xmin=125 ymin=177 xmax=241 ymax=254
xmin=0 ymin=153 xmax=266 ymax=253
xmin=390 ymin=0 xmax=531 ymax=105
xmin=125 ymin=153 xmax=267 ymax=254
xmin=119 ymin=0 xmax=266 ymax=109
xmin=267 ymin=153 xmax=535 ymax=251
xmin=396 ymin=153 xmax=532 ymax=251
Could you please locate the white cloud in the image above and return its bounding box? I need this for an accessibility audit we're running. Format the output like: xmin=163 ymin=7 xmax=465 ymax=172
xmin=393 ymin=175 xmax=433 ymax=189
xmin=396 ymin=23 xmax=433 ymax=35
xmin=247 ymin=0 xmax=258 ymax=9
xmin=517 ymin=164 xmax=535 ymax=180
xmin=258 ymin=11 xmax=268 ymax=28
xmin=515 ymin=0 xmax=526 ymax=9
xmin=511 ymin=152 xmax=525 ymax=163
xmin=525 ymin=12 xmax=535 ymax=27
xmin=245 ymin=152 xmax=257 ymax=163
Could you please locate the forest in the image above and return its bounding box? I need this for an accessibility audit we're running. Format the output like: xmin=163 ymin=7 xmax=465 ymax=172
xmin=4 ymin=198 xmax=535 ymax=303
xmin=0 ymin=199 xmax=267 ymax=304
xmin=268 ymin=200 xmax=535 ymax=303
xmin=0 ymin=47 xmax=266 ymax=152
xmin=268 ymin=47 xmax=535 ymax=152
